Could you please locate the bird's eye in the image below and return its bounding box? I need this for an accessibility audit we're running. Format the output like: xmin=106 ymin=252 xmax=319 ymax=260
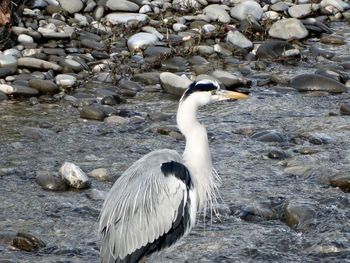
xmin=210 ymin=90 xmax=217 ymax=95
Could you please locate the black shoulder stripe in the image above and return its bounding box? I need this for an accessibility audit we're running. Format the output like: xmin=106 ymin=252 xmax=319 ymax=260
xmin=161 ymin=161 xmax=193 ymax=190
xmin=182 ymin=81 xmax=218 ymax=100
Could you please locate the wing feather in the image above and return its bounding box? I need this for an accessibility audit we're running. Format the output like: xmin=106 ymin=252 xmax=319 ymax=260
xmin=99 ymin=149 xmax=188 ymax=262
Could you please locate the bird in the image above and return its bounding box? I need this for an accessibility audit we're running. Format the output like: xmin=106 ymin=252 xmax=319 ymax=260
xmin=98 ymin=79 xmax=248 ymax=263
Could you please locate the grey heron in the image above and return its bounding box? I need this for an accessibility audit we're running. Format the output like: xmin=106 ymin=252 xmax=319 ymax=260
xmin=99 ymin=80 xmax=248 ymax=263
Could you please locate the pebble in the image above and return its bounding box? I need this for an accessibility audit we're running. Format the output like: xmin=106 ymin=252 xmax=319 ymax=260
xmin=0 ymin=55 xmax=18 ymax=68
xmin=80 ymin=105 xmax=106 ymax=121
xmin=105 ymin=13 xmax=148 ymax=25
xmin=290 ymin=74 xmax=347 ymax=93
xmin=230 ymin=1 xmax=263 ymax=22
xmin=18 ymin=57 xmax=62 ymax=71
xmin=18 ymin=34 xmax=34 ymax=44
xmin=0 ymin=84 xmax=39 ymax=96
xmin=203 ymin=4 xmax=231 ymax=23
xmin=106 ymin=0 xmax=139 ymax=12
xmin=127 ymin=33 xmax=158 ymax=52
xmin=288 ymin=4 xmax=319 ymax=18
xmin=160 ymin=72 xmax=192 ymax=96
xmin=35 ymin=171 xmax=68 ymax=191
xmin=59 ymin=162 xmax=90 ymax=189
xmin=226 ymin=30 xmax=253 ymax=50
xmin=269 ymin=18 xmax=309 ymax=40
xmin=57 ymin=0 xmax=83 ymax=14
xmin=28 ymin=79 xmax=59 ymax=94
xmin=211 ymin=70 xmax=250 ymax=89
xmin=55 ymin=74 xmax=77 ymax=87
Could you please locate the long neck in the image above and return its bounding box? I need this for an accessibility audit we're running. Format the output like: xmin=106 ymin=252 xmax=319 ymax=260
xmin=177 ymin=98 xmax=216 ymax=210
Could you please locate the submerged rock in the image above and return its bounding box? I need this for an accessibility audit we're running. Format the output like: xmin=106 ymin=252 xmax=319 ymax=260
xmin=330 ymin=173 xmax=350 ymax=192
xmin=88 ymin=168 xmax=110 ymax=181
xmin=290 ymin=74 xmax=348 ymax=93
xmin=35 ymin=171 xmax=68 ymax=191
xmin=340 ymin=103 xmax=350 ymax=115
xmin=59 ymin=162 xmax=90 ymax=189
xmin=12 ymin=232 xmax=46 ymax=252
xmin=283 ymin=199 xmax=317 ymax=231
xmin=257 ymin=40 xmax=297 ymax=59
xmin=251 ymin=130 xmax=285 ymax=142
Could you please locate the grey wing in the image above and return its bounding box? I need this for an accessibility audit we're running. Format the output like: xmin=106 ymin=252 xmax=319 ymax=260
xmin=99 ymin=149 xmax=191 ymax=262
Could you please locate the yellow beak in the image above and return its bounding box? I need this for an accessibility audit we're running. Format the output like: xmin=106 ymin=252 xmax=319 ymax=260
xmin=217 ymin=90 xmax=249 ymax=100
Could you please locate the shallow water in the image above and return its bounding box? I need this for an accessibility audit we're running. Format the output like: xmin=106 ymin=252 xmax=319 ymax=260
xmin=1 ymin=23 xmax=350 ymax=263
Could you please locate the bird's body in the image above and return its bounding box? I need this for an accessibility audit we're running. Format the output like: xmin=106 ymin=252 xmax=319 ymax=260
xmin=99 ymin=80 xmax=248 ymax=263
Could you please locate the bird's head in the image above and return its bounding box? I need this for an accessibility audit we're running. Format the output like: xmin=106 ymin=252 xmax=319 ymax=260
xmin=180 ymin=79 xmax=248 ymax=106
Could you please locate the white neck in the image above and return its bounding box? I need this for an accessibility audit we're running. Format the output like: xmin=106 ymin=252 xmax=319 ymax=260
xmin=176 ymin=96 xmax=216 ymax=210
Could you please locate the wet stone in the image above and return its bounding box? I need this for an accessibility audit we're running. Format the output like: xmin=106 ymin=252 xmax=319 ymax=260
xmin=290 ymin=74 xmax=347 ymax=93
xmin=80 ymin=105 xmax=106 ymax=121
xmin=106 ymin=0 xmax=139 ymax=12
xmin=230 ymin=1 xmax=263 ymax=22
xmin=28 ymin=79 xmax=59 ymax=94
xmin=59 ymin=162 xmax=90 ymax=189
xmin=13 ymin=232 xmax=46 ymax=252
xmin=91 ymin=51 xmax=110 ymax=59
xmin=0 ymin=84 xmax=39 ymax=96
xmin=251 ymin=130 xmax=285 ymax=143
xmin=0 ymin=55 xmax=18 ymax=68
xmin=0 ymin=92 xmax=7 ymax=101
xmin=35 ymin=171 xmax=68 ymax=191
xmin=134 ymin=72 xmax=160 ymax=85
xmin=257 ymin=40 xmax=295 ymax=59
xmin=320 ymin=34 xmax=345 ymax=45
xmin=0 ymin=67 xmax=17 ymax=78
xmin=18 ymin=57 xmax=62 ymax=71
xmin=283 ymin=199 xmax=316 ymax=231
xmin=330 ymin=174 xmax=350 ymax=193
xmin=340 ymin=103 xmax=350 ymax=115
xmin=268 ymin=150 xmax=291 ymax=160
xmin=88 ymin=168 xmax=110 ymax=181
xmin=144 ymin=46 xmax=171 ymax=57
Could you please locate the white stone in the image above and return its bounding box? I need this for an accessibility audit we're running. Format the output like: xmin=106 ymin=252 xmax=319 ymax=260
xmin=127 ymin=32 xmax=158 ymax=52
xmin=173 ymin=23 xmax=188 ymax=32
xmin=74 ymin=13 xmax=89 ymax=26
xmin=105 ymin=13 xmax=148 ymax=25
xmin=288 ymin=4 xmax=319 ymax=18
xmin=45 ymin=0 xmax=59 ymax=5
xmin=139 ymin=5 xmax=152 ymax=13
xmin=3 ymin=49 xmax=21 ymax=58
xmin=141 ymin=26 xmax=164 ymax=40
xmin=58 ymin=0 xmax=83 ymax=14
xmin=160 ymin=72 xmax=192 ymax=96
xmin=17 ymin=34 xmax=34 ymax=44
xmin=226 ymin=30 xmax=253 ymax=50
xmin=59 ymin=162 xmax=90 ymax=189
xmin=84 ymin=0 xmax=96 ymax=12
xmin=0 ymin=84 xmax=15 ymax=94
xmin=106 ymin=0 xmax=139 ymax=11
xmin=320 ymin=0 xmax=350 ymax=11
xmin=262 ymin=11 xmax=280 ymax=20
xmin=269 ymin=18 xmax=309 ymax=40
xmin=92 ymin=64 xmax=108 ymax=73
xmin=203 ymin=4 xmax=231 ymax=23
xmin=202 ymin=24 xmax=216 ymax=33
xmin=0 ymin=55 xmax=18 ymax=68
xmin=230 ymin=1 xmax=263 ymax=21
xmin=55 ymin=74 xmax=77 ymax=87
